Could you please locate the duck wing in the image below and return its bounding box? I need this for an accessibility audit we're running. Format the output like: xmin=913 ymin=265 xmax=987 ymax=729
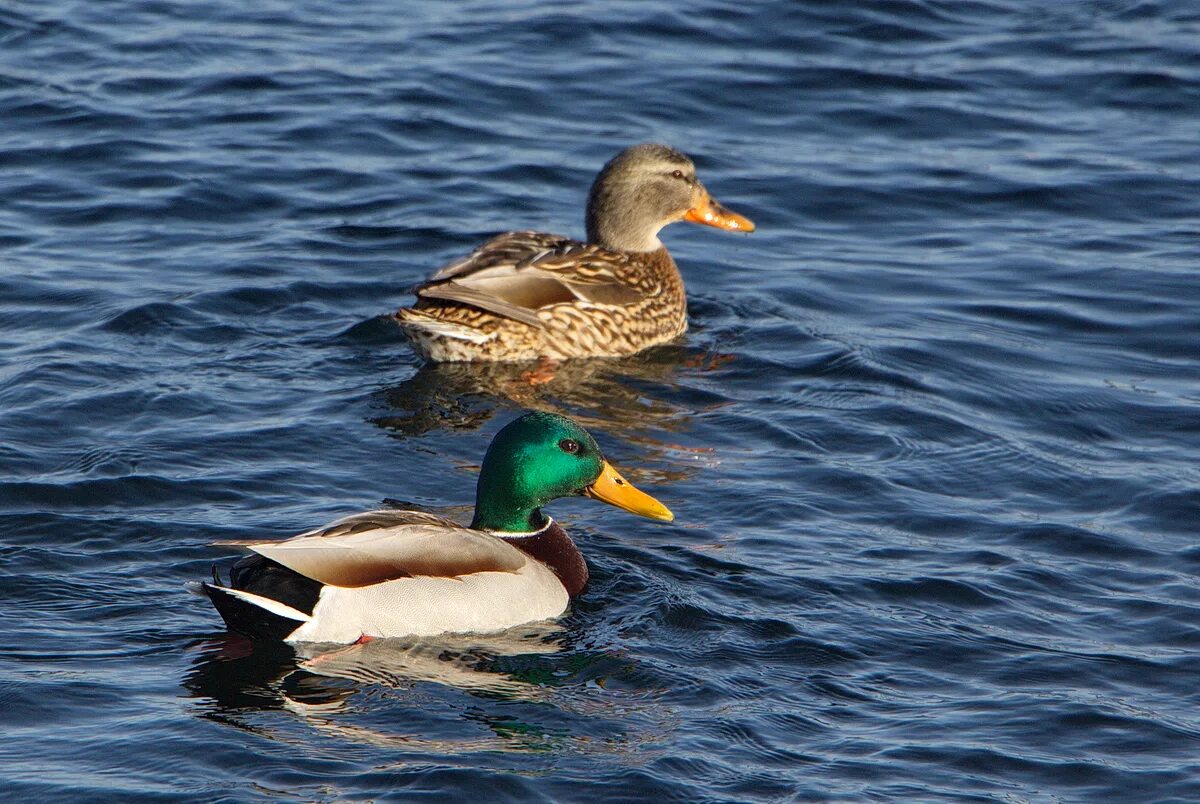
xmin=233 ymin=510 xmax=528 ymax=588
xmin=414 ymin=231 xmax=645 ymax=328
xmin=294 ymin=509 xmax=460 ymax=537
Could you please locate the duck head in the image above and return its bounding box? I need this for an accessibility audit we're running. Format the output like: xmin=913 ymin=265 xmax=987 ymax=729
xmin=470 ymin=411 xmax=674 ymax=533
xmin=585 ymin=143 xmax=755 ymax=253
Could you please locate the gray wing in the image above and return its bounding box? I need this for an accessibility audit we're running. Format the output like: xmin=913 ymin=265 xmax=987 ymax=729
xmin=296 ymin=509 xmax=460 ymax=538
xmin=243 ymin=512 xmax=529 ymax=588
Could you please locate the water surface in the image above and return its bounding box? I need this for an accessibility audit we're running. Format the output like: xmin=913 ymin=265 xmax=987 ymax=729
xmin=2 ymin=0 xmax=1199 ymax=800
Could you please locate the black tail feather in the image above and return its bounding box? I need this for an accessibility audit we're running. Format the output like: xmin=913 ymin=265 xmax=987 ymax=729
xmin=201 ymin=555 xmax=321 ymax=641
xmin=201 ymin=583 xmax=305 ymax=642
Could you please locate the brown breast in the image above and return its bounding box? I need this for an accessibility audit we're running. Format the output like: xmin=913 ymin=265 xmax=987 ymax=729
xmin=501 ymin=520 xmax=589 ymax=597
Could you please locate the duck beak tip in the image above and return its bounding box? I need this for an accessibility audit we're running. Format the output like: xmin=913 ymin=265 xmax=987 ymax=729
xmin=684 ymin=200 xmax=754 ymax=234
xmin=586 ymin=461 xmax=676 ymax=524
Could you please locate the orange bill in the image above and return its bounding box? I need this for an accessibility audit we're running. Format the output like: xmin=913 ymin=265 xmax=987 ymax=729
xmin=684 ymin=195 xmax=755 ymax=233
xmin=585 ymin=460 xmax=674 ymax=522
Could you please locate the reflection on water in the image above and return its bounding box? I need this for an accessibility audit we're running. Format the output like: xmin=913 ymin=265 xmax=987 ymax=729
xmin=184 ymin=635 xmax=301 ymax=716
xmin=372 ymin=344 xmax=722 ymax=439
xmin=281 ymin=628 xmax=570 ymax=751
xmin=294 ymin=624 xmax=567 ymax=698
xmin=371 ymin=344 xmax=733 ymax=487
xmin=184 ymin=624 xmax=675 ymax=758
xmin=186 ymin=625 xmax=565 ymax=712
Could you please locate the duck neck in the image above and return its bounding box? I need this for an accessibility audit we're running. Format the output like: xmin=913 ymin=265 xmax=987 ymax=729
xmin=585 ymin=196 xmax=666 ymax=252
xmin=470 ymin=500 xmax=548 ymax=533
xmin=587 ymin=222 xmax=663 ymax=253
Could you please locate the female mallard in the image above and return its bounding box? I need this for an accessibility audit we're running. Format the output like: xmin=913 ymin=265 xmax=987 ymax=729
xmin=201 ymin=412 xmax=673 ymax=644
xmin=394 ymin=143 xmax=754 ymax=362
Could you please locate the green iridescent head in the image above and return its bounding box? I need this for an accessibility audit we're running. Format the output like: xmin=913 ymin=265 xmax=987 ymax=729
xmin=470 ymin=411 xmax=673 ymax=533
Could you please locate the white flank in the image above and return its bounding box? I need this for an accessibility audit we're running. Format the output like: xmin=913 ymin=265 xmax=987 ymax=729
xmin=285 ymin=560 xmax=568 ymax=644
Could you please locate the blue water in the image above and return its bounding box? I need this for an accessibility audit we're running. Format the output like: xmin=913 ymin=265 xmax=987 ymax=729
xmin=3 ymin=0 xmax=1199 ymax=799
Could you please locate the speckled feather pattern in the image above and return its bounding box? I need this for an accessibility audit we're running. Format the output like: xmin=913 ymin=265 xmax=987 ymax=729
xmin=394 ymin=231 xmax=687 ymax=362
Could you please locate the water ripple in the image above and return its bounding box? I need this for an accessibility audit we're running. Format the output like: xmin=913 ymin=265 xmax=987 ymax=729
xmin=2 ymin=0 xmax=1199 ymax=799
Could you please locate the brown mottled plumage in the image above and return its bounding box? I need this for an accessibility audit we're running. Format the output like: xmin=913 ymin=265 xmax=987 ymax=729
xmin=394 ymin=143 xmax=754 ymax=363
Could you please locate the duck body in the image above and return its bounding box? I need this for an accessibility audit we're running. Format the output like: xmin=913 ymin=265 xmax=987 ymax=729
xmin=200 ymin=412 xmax=672 ymax=644
xmin=394 ymin=144 xmax=753 ymax=363
xmin=399 ymin=233 xmax=686 ymax=362
xmin=204 ymin=510 xmax=579 ymax=644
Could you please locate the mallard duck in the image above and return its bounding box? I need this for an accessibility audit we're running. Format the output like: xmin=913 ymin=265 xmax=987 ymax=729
xmin=394 ymin=143 xmax=754 ymax=362
xmin=200 ymin=412 xmax=673 ymax=644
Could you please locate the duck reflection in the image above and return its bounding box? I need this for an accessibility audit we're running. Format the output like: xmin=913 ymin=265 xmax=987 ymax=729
xmin=293 ymin=625 xmax=567 ymax=698
xmin=186 ymin=624 xmax=566 ymax=713
xmin=370 ymin=346 xmax=730 ymax=485
xmin=184 ymin=624 xmax=673 ymax=756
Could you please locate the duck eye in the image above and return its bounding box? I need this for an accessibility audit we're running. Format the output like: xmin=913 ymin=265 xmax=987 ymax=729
xmin=671 ymin=169 xmax=685 ymax=180
xmin=559 ymin=439 xmax=581 ymax=454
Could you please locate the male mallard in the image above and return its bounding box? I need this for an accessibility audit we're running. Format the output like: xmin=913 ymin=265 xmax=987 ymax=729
xmin=394 ymin=143 xmax=754 ymax=362
xmin=200 ymin=412 xmax=673 ymax=644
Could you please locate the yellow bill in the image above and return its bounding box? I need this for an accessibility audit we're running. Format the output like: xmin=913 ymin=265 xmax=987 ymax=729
xmin=684 ymin=194 xmax=755 ymax=233
xmin=585 ymin=460 xmax=674 ymax=522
